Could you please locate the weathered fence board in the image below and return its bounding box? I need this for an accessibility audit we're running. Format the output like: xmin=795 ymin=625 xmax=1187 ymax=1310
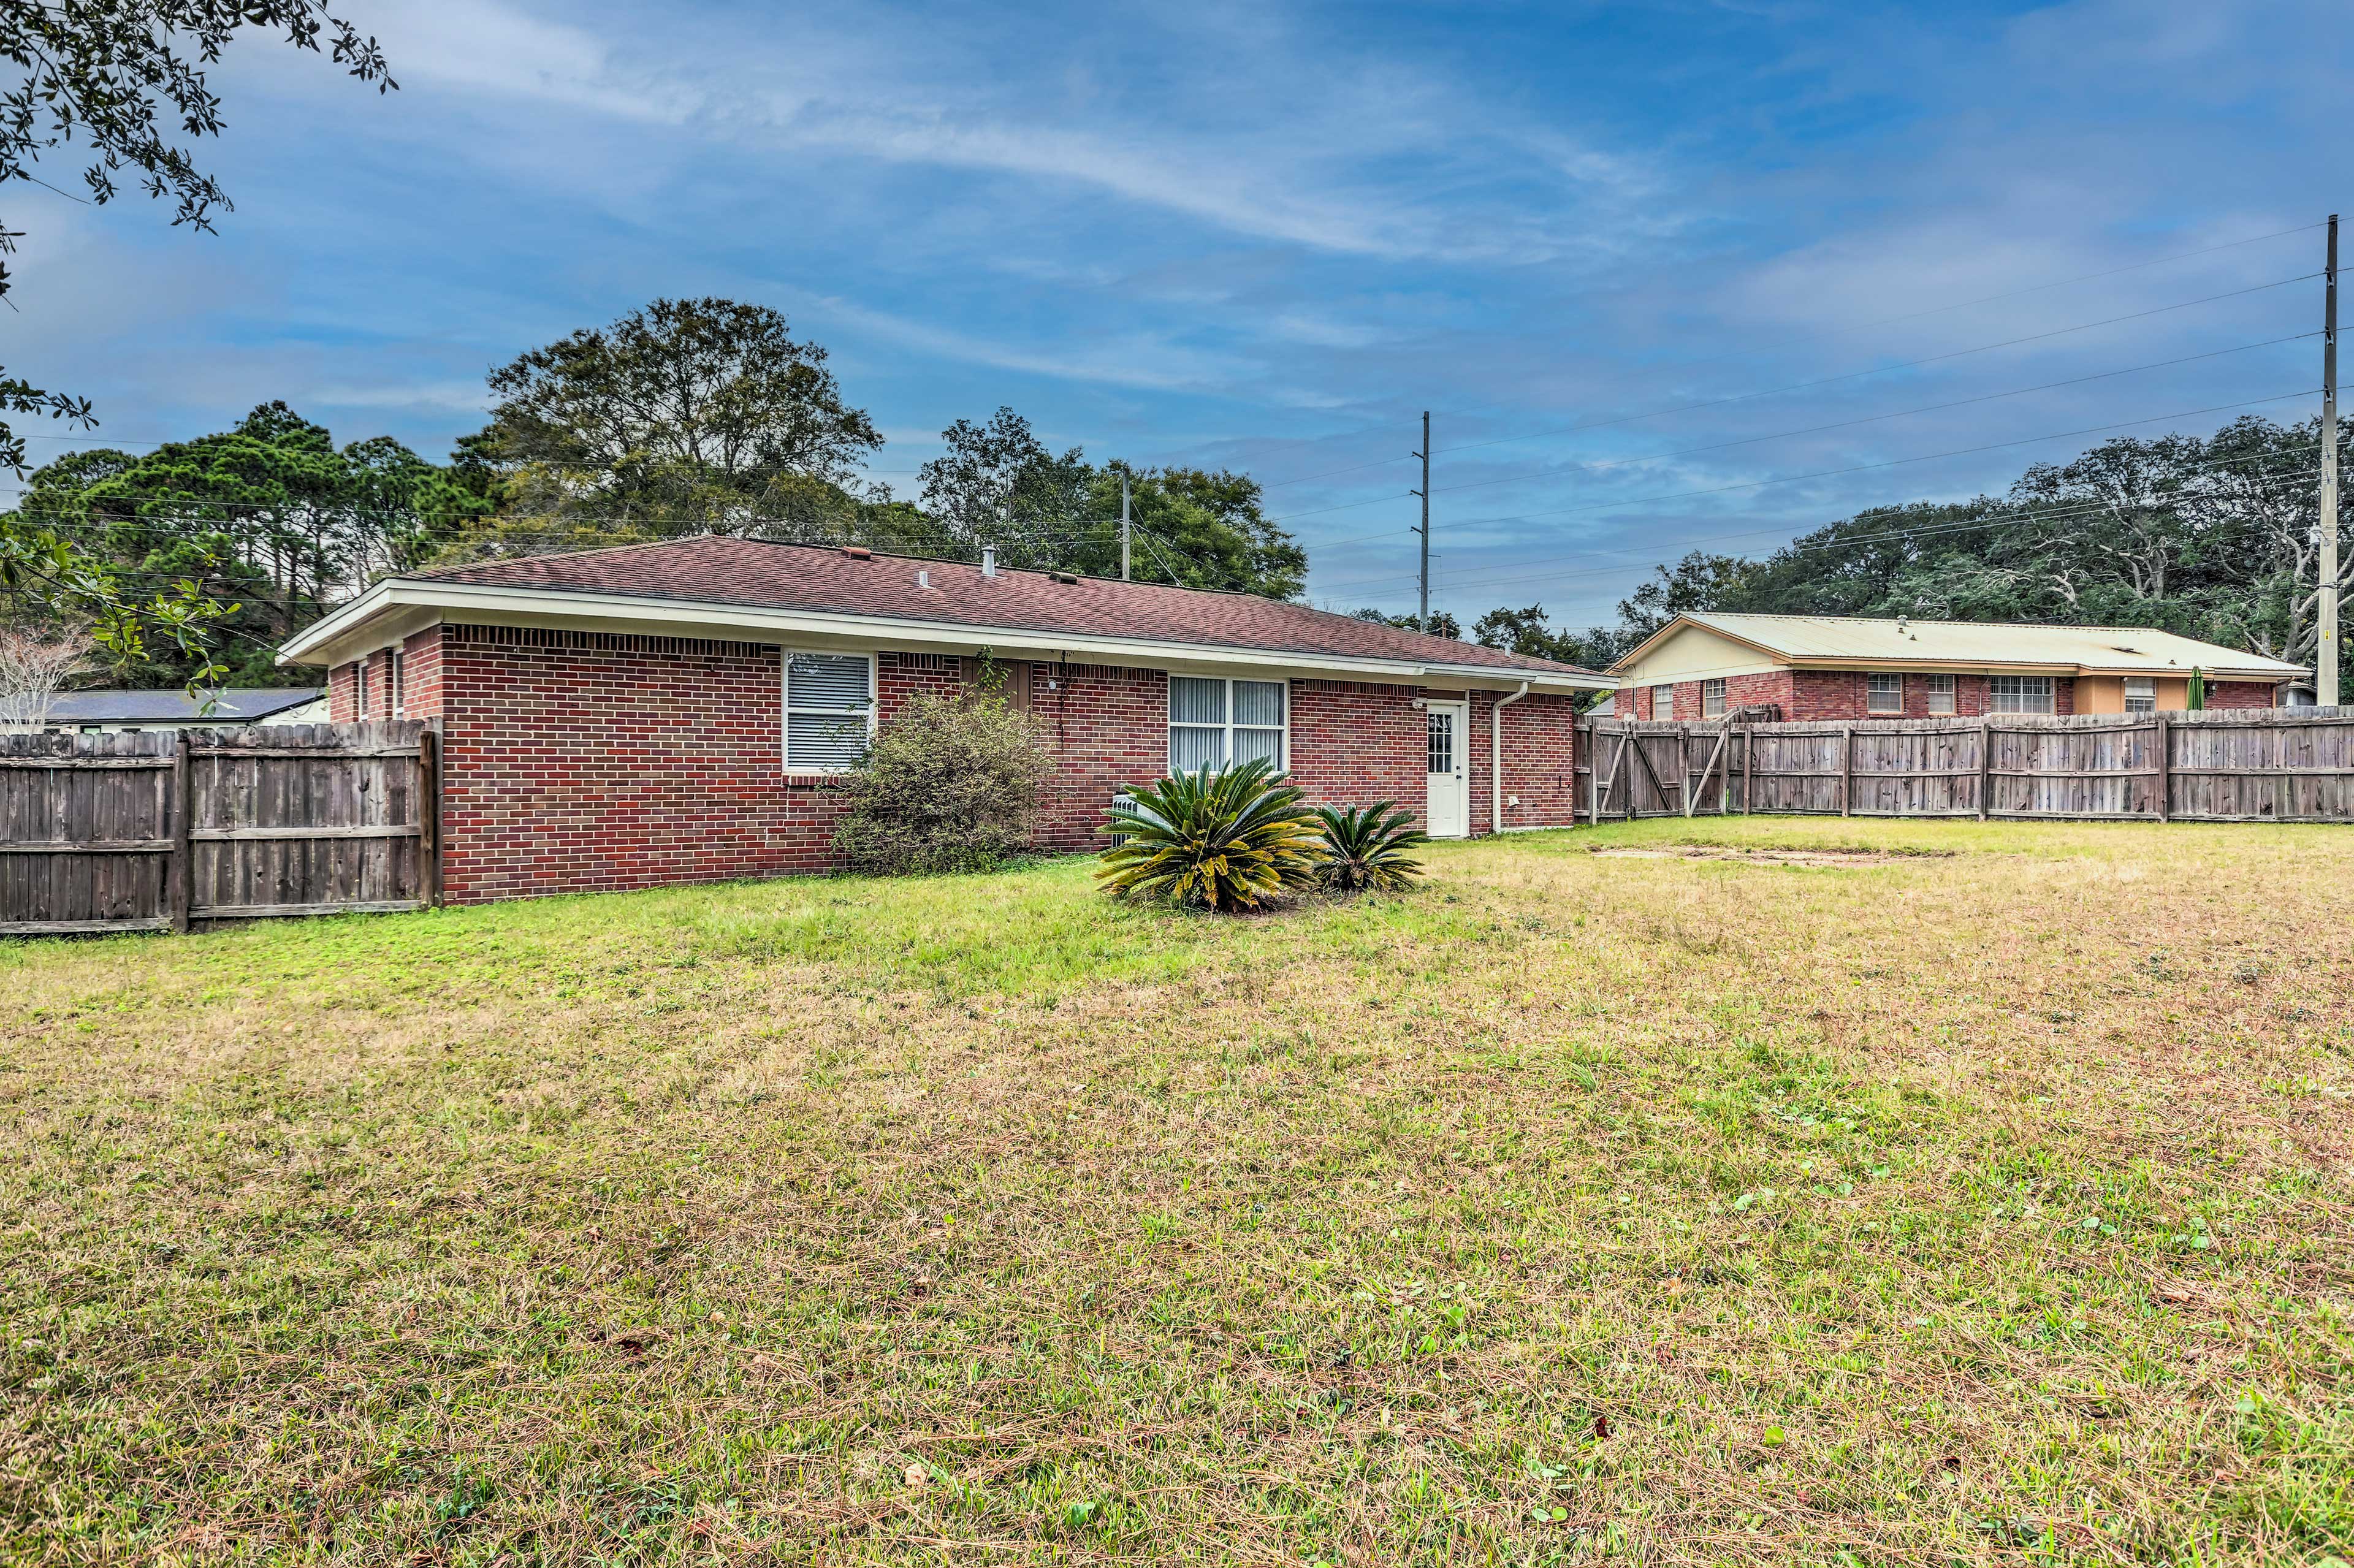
xmin=0 ymin=722 xmax=438 ymax=937
xmin=1575 ymin=707 xmax=2354 ymax=826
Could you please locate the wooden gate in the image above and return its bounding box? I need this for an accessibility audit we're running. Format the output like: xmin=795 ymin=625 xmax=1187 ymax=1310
xmin=0 ymin=722 xmax=439 ymax=936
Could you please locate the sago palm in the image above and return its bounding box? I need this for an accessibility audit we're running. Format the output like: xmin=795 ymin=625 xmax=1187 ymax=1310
xmin=1314 ymin=801 xmax=1428 ymax=893
xmin=1097 ymin=758 xmax=1327 ymax=911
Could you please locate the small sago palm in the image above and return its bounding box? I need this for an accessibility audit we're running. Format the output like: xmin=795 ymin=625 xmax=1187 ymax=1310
xmin=1314 ymin=801 xmax=1428 ymax=893
xmin=1097 ymin=758 xmax=1327 ymax=911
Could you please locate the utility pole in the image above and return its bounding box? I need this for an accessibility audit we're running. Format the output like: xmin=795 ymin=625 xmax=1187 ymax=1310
xmin=1411 ymin=410 xmax=1431 ymax=626
xmin=2322 ymin=214 xmax=2341 ymax=707
xmin=1121 ymin=471 xmax=1132 ymax=582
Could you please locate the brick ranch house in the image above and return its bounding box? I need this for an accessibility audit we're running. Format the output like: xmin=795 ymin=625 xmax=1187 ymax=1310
xmin=277 ymin=538 xmax=1611 ymax=905
xmin=1610 ymin=612 xmax=2306 ymax=723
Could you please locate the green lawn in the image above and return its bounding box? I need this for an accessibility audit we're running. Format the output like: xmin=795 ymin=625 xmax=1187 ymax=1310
xmin=3 ymin=820 xmax=2350 ymax=1564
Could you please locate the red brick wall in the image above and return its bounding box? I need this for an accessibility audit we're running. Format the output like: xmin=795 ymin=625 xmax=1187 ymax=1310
xmin=432 ymin=625 xmax=851 ymax=904
xmin=1024 ymin=660 xmax=1170 ymax=851
xmin=326 ymin=660 xmax=359 ymax=722
xmin=328 ymin=626 xmax=1582 ymax=903
xmin=330 ymin=647 xmax=401 ymax=721
xmin=1290 ymin=679 xmax=1427 ymax=824
xmin=1496 ymin=691 xmax=1582 ymax=828
xmin=2207 ymin=680 xmax=2276 ymax=710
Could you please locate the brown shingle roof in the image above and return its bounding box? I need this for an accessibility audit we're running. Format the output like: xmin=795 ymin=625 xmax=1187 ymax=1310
xmin=408 ymin=538 xmax=1599 ymax=676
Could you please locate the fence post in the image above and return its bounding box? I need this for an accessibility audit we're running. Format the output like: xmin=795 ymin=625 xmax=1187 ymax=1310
xmin=1582 ymin=721 xmax=1596 ymax=825
xmin=169 ymin=731 xmax=192 ymax=934
xmin=1840 ymin=723 xmax=1854 ymax=817
xmin=417 ymin=726 xmax=442 ymax=908
xmin=2153 ymin=714 xmax=2170 ymax=822
xmin=1743 ymin=726 xmax=1753 ymax=815
xmin=1976 ymin=718 xmax=1992 ymax=821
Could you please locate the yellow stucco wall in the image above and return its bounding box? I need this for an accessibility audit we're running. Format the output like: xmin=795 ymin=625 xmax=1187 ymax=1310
xmin=2076 ymin=675 xmax=2193 ymax=713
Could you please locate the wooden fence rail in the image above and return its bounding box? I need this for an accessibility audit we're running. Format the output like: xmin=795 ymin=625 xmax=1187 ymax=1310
xmin=1 ymin=722 xmax=438 ymax=936
xmin=1575 ymin=707 xmax=2354 ymax=826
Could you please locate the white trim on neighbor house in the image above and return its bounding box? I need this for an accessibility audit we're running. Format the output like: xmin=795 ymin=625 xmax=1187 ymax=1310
xmin=276 ymin=578 xmax=1609 ymax=693
xmin=1610 ymin=613 xmax=2306 ymax=686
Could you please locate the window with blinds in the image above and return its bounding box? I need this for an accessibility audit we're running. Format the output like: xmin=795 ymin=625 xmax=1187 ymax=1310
xmin=1169 ymin=676 xmax=1286 ymax=772
xmin=784 ymin=652 xmax=875 ymax=771
xmin=1867 ymin=672 xmax=1903 ymax=714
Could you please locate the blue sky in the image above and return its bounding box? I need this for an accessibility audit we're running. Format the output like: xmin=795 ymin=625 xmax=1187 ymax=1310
xmin=9 ymin=0 xmax=2349 ymax=626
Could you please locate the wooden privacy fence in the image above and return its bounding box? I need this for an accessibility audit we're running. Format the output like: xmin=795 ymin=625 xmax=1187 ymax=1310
xmin=0 ymin=722 xmax=439 ymax=936
xmin=1575 ymin=707 xmax=2354 ymax=824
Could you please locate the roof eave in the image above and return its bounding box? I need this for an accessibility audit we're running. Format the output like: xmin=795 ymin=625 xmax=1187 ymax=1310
xmin=278 ymin=577 xmax=1611 ymax=689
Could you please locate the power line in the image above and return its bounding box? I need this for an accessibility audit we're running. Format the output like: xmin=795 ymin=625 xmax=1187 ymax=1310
xmin=1258 ymin=273 xmax=2323 ymax=528
xmin=1319 ymin=443 xmax=2330 ymax=601
xmin=1307 ymin=388 xmax=2315 ymax=583
xmin=1419 ymin=333 xmax=2316 ymax=505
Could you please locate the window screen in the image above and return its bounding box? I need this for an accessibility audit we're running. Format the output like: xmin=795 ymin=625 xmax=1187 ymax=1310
xmin=1925 ymin=674 xmax=1956 ymax=715
xmin=784 ymin=653 xmax=874 ymax=770
xmin=1990 ymin=675 xmax=2054 ymax=714
xmin=2124 ymin=677 xmax=2156 ymax=714
xmin=1867 ymin=672 xmax=1903 ymax=714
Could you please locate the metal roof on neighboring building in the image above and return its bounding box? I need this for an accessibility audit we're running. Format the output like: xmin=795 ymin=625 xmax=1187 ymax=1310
xmin=1613 ymin=612 xmax=2307 ymax=680
xmin=41 ymin=687 xmax=324 ymax=724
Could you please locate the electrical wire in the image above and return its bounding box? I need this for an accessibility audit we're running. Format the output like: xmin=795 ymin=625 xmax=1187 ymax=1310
xmin=1318 ymin=447 xmax=2329 ymax=602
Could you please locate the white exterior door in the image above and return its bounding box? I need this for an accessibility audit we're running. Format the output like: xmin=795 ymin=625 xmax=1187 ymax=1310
xmin=1425 ymin=701 xmax=1470 ymax=838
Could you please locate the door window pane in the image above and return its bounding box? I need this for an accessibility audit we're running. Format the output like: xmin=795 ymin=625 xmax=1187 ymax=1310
xmin=1428 ymin=710 xmax=1454 ymax=775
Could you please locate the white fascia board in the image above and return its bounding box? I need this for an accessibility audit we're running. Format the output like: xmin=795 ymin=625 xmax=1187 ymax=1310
xmin=1781 ymin=655 xmax=2302 ymax=680
xmin=278 ymin=579 xmax=1609 ymax=690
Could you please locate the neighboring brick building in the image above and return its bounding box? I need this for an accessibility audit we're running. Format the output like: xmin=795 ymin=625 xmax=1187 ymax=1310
xmin=280 ymin=538 xmax=1607 ymax=905
xmin=1611 ymin=613 xmax=2303 ymax=723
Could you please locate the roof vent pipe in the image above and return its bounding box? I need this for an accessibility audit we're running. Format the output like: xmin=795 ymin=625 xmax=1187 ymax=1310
xmin=981 ymin=546 xmax=997 ymax=578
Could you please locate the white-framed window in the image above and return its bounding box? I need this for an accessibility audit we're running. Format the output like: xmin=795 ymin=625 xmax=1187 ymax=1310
xmin=783 ymin=651 xmax=876 ymax=771
xmin=1867 ymin=672 xmax=1904 ymax=715
xmin=1991 ymin=675 xmax=2055 ymax=714
xmin=1169 ymin=676 xmax=1287 ymax=772
xmin=1653 ymin=684 xmax=1675 ymax=721
xmin=354 ymin=661 xmax=369 ymax=717
xmin=390 ymin=650 xmax=406 ymax=717
xmin=1925 ymin=674 xmax=1956 ymax=715
xmin=2124 ymin=676 xmax=2156 ymax=714
xmin=1701 ymin=678 xmax=1727 ymax=718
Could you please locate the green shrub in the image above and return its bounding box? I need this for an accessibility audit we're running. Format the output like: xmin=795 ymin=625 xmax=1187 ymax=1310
xmin=1314 ymin=801 xmax=1428 ymax=893
xmin=831 ymin=691 xmax=1051 ymax=875
xmin=1097 ymin=758 xmax=1326 ymax=911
